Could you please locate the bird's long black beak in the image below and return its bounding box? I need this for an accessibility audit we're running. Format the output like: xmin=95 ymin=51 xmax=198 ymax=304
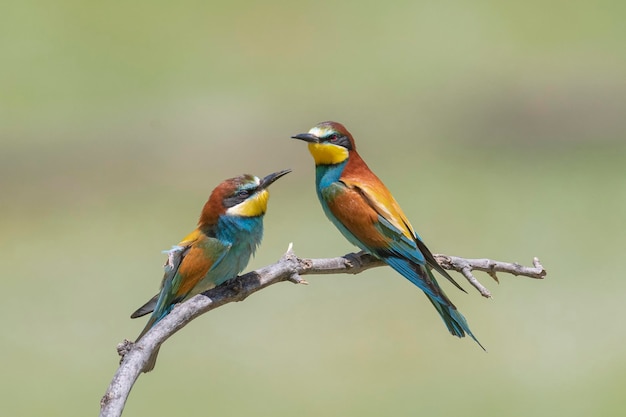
xmin=260 ymin=169 xmax=291 ymax=190
xmin=291 ymin=133 xmax=319 ymax=143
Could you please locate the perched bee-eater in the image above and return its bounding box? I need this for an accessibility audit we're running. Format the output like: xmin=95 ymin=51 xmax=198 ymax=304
xmin=131 ymin=169 xmax=291 ymax=371
xmin=292 ymin=121 xmax=483 ymax=349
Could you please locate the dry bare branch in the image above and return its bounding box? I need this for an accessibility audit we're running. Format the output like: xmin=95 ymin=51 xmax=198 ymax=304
xmin=100 ymin=244 xmax=546 ymax=417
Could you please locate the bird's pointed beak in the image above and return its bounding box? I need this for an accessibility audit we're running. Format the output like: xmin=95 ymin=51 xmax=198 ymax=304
xmin=291 ymin=133 xmax=319 ymax=143
xmin=259 ymin=169 xmax=291 ymax=190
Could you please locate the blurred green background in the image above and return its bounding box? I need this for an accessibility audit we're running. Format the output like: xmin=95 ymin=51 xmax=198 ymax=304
xmin=1 ymin=0 xmax=625 ymax=416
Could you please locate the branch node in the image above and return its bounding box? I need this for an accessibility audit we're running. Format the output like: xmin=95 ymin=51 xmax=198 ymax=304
xmin=461 ymin=266 xmax=492 ymax=298
xmin=116 ymin=339 xmax=134 ymax=358
xmin=435 ymin=255 xmax=452 ymax=270
xmin=487 ymin=269 xmax=500 ymax=284
xmin=288 ymin=273 xmax=309 ymax=285
xmin=100 ymin=392 xmax=112 ymax=408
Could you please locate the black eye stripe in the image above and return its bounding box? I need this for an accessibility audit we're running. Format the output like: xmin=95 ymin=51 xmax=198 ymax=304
xmin=224 ymin=188 xmax=255 ymax=208
xmin=323 ymin=134 xmax=352 ymax=150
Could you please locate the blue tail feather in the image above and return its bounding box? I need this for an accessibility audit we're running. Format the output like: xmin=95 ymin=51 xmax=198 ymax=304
xmin=383 ymin=255 xmax=485 ymax=350
xmin=425 ymin=293 xmax=485 ymax=350
xmin=384 ymin=256 xmax=449 ymax=305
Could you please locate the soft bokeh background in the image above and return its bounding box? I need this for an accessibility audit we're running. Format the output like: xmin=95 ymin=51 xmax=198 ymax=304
xmin=1 ymin=1 xmax=625 ymax=416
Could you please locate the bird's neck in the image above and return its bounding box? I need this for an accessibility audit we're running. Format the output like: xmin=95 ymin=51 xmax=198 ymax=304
xmin=214 ymin=214 xmax=264 ymax=247
xmin=315 ymin=159 xmax=348 ymax=190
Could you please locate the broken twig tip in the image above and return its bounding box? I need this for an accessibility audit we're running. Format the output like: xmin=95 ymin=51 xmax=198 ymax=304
xmin=533 ymin=257 xmax=546 ymax=275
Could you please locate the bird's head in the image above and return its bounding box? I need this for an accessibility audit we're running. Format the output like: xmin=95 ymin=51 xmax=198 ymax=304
xmin=291 ymin=121 xmax=355 ymax=165
xmin=199 ymin=169 xmax=291 ymax=228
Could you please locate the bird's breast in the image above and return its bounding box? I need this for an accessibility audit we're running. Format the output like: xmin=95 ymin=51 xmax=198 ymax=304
xmin=196 ymin=216 xmax=264 ymax=289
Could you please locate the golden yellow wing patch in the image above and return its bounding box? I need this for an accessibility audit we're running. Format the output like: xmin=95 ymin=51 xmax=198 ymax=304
xmin=178 ymin=228 xmax=203 ymax=246
xmin=342 ymin=179 xmax=416 ymax=242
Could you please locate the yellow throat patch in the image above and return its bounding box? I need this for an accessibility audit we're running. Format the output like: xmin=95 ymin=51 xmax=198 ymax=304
xmin=226 ymin=189 xmax=269 ymax=217
xmin=307 ymin=142 xmax=349 ymax=165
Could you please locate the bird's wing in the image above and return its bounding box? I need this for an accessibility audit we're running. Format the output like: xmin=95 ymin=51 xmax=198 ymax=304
xmin=331 ymin=177 xmax=465 ymax=292
xmin=333 ymin=177 xmax=419 ymax=253
xmin=130 ymin=229 xmax=230 ymax=319
xmin=360 ymin=181 xmax=465 ymax=292
xmin=130 ymin=241 xmax=192 ymax=319
xmin=172 ymin=235 xmax=231 ymax=298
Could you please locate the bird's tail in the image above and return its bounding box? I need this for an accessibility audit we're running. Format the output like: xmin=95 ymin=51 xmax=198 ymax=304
xmin=130 ymin=294 xmax=159 ymax=319
xmin=424 ymin=269 xmax=485 ymax=351
xmin=383 ymin=255 xmax=485 ymax=350
xmin=134 ymin=311 xmax=164 ymax=372
xmin=143 ymin=347 xmax=160 ymax=372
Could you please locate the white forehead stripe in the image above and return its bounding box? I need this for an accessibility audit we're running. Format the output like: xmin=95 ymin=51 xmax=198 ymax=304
xmin=308 ymin=126 xmax=333 ymax=138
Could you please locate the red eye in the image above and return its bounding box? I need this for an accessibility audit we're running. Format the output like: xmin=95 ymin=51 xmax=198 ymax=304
xmin=329 ymin=134 xmax=338 ymax=142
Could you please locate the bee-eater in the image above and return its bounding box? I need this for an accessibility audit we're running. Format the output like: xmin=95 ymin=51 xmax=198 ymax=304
xmin=131 ymin=169 xmax=291 ymax=371
xmin=292 ymin=122 xmax=483 ymax=349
